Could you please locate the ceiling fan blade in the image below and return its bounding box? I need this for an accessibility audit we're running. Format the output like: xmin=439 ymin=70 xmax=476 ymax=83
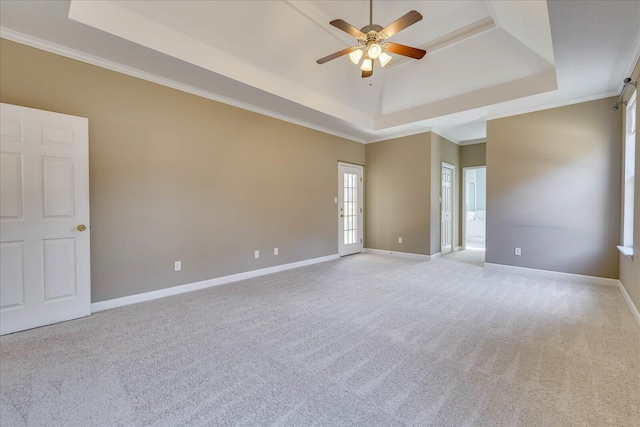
xmin=380 ymin=10 xmax=423 ymax=38
xmin=362 ymin=61 xmax=373 ymax=78
xmin=330 ymin=19 xmax=366 ymax=38
xmin=317 ymin=47 xmax=355 ymax=64
xmin=385 ymin=42 xmax=426 ymax=59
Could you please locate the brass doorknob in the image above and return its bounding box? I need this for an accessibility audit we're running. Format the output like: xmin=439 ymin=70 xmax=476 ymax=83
xmin=77 ymin=224 xmax=87 ymax=232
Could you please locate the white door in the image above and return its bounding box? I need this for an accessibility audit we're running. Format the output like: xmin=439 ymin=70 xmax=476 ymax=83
xmin=441 ymin=164 xmax=453 ymax=255
xmin=1 ymin=103 xmax=90 ymax=335
xmin=338 ymin=163 xmax=363 ymax=256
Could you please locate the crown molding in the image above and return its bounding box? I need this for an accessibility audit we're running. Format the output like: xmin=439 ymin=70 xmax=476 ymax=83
xmin=458 ymin=138 xmax=486 ymax=146
xmin=622 ymin=27 xmax=640 ymax=82
xmin=485 ymin=91 xmax=619 ymax=122
xmin=432 ymin=129 xmax=461 ymax=145
xmin=0 ymin=27 xmax=368 ymax=144
xmin=365 ymin=126 xmax=433 ymax=144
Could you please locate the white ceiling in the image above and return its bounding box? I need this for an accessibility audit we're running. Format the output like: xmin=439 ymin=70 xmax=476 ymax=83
xmin=1 ymin=1 xmax=639 ymax=144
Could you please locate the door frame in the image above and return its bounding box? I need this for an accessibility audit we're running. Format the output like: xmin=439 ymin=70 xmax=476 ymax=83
xmin=338 ymin=162 xmax=364 ymax=256
xmin=441 ymin=162 xmax=455 ymax=255
xmin=462 ymin=166 xmax=486 ymax=250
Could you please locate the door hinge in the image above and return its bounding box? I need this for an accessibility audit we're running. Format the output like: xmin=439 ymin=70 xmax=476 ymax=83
xmin=360 ymin=208 xmax=363 ymax=213
xmin=361 ymin=238 xmax=363 ymax=243
xmin=360 ymin=177 xmax=363 ymax=182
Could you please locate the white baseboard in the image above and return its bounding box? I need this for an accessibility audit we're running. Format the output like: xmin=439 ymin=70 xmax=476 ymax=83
xmin=91 ymin=254 xmax=339 ymax=313
xmin=484 ymin=263 xmax=619 ymax=287
xmin=364 ymin=248 xmax=431 ymax=260
xmin=454 ymin=246 xmax=463 ymax=252
xmin=618 ymin=281 xmax=640 ymax=329
xmin=430 ymin=252 xmax=442 ymax=259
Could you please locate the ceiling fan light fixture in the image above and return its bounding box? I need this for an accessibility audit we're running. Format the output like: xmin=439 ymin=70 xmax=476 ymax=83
xmin=349 ymin=49 xmax=363 ymax=65
xmin=379 ymin=52 xmax=392 ymax=67
xmin=367 ymin=43 xmax=382 ymax=59
xmin=360 ymin=57 xmax=373 ymax=72
xmin=316 ymin=0 xmax=425 ymax=78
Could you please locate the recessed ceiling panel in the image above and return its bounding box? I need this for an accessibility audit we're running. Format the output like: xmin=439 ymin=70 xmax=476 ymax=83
xmin=382 ymin=28 xmax=556 ymax=114
xmin=68 ymin=0 xmax=558 ymax=131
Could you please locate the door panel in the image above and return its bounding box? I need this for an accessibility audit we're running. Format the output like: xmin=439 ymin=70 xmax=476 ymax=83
xmin=43 ymin=238 xmax=77 ymax=301
xmin=0 ymin=152 xmax=23 ymax=219
xmin=0 ymin=242 xmax=24 ymax=309
xmin=339 ymin=163 xmax=363 ymax=256
xmin=43 ymin=156 xmax=76 ymax=218
xmin=0 ymin=103 xmax=90 ymax=335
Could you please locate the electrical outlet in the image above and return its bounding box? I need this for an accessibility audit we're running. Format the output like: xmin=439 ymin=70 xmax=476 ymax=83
xmin=515 ymin=248 xmax=521 ymax=256
xmin=174 ymin=261 xmax=181 ymax=271
xmin=255 ymin=250 xmax=260 ymax=259
xmin=274 ymin=248 xmax=278 ymax=255
xmin=398 ymin=237 xmax=403 ymax=244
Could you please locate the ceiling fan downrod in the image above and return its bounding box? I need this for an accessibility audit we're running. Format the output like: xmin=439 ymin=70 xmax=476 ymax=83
xmin=370 ymin=0 xmax=373 ymax=26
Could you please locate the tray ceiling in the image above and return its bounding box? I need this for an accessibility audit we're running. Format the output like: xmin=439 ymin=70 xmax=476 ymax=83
xmin=1 ymin=1 xmax=639 ymax=143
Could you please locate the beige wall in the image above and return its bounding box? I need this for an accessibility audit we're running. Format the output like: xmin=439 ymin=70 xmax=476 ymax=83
xmin=461 ymin=143 xmax=486 ymax=168
xmin=365 ymin=131 xmax=460 ymax=256
xmin=0 ymin=40 xmax=365 ymax=302
xmin=365 ymin=133 xmax=431 ymax=255
xmin=431 ymin=133 xmax=461 ymax=253
xmin=486 ymin=97 xmax=622 ymax=278
xmin=619 ymin=57 xmax=640 ymax=313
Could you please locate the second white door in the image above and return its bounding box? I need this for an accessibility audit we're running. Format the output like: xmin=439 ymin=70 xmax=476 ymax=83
xmin=441 ymin=164 xmax=453 ymax=255
xmin=338 ymin=163 xmax=363 ymax=256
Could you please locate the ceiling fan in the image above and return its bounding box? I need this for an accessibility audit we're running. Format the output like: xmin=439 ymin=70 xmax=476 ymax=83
xmin=316 ymin=0 xmax=427 ymax=78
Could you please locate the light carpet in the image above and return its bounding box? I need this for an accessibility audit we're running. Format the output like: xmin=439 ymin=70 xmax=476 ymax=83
xmin=442 ymin=249 xmax=485 ymax=268
xmin=1 ymin=253 xmax=639 ymax=426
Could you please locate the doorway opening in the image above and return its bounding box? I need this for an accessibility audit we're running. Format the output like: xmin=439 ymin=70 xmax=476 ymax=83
xmin=463 ymin=167 xmax=486 ymax=250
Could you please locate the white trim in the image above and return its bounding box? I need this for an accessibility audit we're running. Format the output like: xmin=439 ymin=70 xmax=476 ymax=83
xmin=618 ymin=281 xmax=640 ymax=329
xmin=365 ymin=248 xmax=431 ymax=260
xmin=366 ymin=127 xmax=434 ymax=144
xmin=484 ymin=263 xmax=619 ymax=287
xmin=0 ymin=28 xmax=366 ymax=144
xmin=458 ymin=138 xmax=486 ymax=146
xmin=485 ymin=91 xmax=619 ymax=122
xmin=617 ymin=245 xmax=634 ymax=259
xmin=91 ymin=254 xmax=339 ymax=313
xmin=454 ymin=246 xmax=463 ymax=252
xmin=433 ymin=130 xmax=461 ymax=145
xmin=430 ymin=252 xmax=442 ymax=259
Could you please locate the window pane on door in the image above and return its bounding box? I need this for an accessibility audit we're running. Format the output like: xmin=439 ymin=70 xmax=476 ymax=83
xmin=344 ymin=172 xmax=358 ymax=245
